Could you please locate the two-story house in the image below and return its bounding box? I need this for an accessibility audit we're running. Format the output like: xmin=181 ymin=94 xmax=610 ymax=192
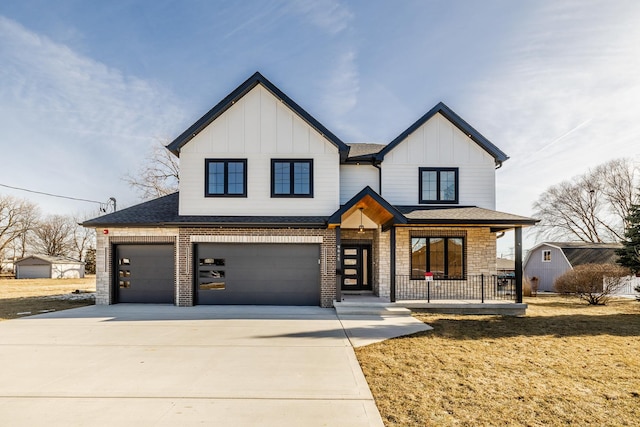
xmin=84 ymin=72 xmax=537 ymax=308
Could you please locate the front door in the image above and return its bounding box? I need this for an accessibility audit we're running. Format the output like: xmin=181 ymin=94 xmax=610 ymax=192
xmin=341 ymin=244 xmax=372 ymax=291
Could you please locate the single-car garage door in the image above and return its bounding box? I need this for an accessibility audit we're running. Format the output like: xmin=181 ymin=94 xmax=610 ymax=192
xmin=115 ymin=244 xmax=175 ymax=304
xmin=17 ymin=265 xmax=50 ymax=279
xmin=195 ymin=243 xmax=320 ymax=306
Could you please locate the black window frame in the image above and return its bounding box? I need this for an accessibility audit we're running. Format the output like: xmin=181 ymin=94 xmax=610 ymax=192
xmin=418 ymin=167 xmax=459 ymax=204
xmin=204 ymin=159 xmax=247 ymax=197
xmin=410 ymin=236 xmax=466 ymax=280
xmin=270 ymin=159 xmax=314 ymax=198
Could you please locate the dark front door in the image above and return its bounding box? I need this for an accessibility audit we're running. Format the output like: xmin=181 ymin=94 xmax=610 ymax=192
xmin=341 ymin=244 xmax=372 ymax=291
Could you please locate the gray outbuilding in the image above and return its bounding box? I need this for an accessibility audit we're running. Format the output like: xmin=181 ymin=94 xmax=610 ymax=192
xmin=523 ymin=242 xmax=621 ymax=292
xmin=15 ymin=255 xmax=85 ymax=279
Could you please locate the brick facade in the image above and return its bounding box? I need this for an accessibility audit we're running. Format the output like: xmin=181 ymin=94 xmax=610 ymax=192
xmin=95 ymin=226 xmax=337 ymax=308
xmin=95 ymin=224 xmax=496 ymax=307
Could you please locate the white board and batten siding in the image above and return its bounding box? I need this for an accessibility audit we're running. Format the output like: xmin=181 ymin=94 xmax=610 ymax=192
xmin=381 ymin=113 xmax=497 ymax=209
xmin=340 ymin=164 xmax=379 ymax=204
xmin=179 ymin=85 xmax=340 ymax=216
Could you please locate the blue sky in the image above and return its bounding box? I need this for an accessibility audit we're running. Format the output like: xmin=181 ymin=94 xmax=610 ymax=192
xmin=1 ymin=0 xmax=639 ymax=254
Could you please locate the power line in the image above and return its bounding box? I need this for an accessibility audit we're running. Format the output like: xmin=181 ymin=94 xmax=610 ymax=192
xmin=0 ymin=183 xmax=104 ymax=205
xmin=0 ymin=184 xmax=116 ymax=211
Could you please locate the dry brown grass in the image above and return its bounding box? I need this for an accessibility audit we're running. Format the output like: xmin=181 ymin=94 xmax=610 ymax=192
xmin=0 ymin=276 xmax=96 ymax=320
xmin=356 ymin=295 xmax=640 ymax=426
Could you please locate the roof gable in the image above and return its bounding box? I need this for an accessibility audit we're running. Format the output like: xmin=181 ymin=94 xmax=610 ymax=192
xmin=376 ymin=102 xmax=509 ymax=165
xmin=167 ymin=72 xmax=349 ymax=161
xmin=524 ymin=242 xmax=622 ymax=268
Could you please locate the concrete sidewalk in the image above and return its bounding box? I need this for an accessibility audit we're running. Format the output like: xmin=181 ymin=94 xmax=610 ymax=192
xmin=0 ymin=304 xmax=428 ymax=426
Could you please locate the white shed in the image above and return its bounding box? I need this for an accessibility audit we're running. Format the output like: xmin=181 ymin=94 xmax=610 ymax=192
xmin=15 ymin=255 xmax=85 ymax=279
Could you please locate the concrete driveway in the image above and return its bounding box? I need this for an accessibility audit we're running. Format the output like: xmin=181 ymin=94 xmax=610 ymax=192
xmin=0 ymin=305 xmax=385 ymax=426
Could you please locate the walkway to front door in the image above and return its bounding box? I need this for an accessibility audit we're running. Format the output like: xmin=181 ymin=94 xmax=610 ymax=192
xmin=342 ymin=244 xmax=372 ymax=291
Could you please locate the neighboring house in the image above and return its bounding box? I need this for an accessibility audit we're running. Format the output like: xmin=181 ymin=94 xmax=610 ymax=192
xmin=15 ymin=255 xmax=85 ymax=279
xmin=84 ymin=72 xmax=537 ymax=307
xmin=523 ymin=242 xmax=622 ymax=292
xmin=497 ymin=257 xmax=515 ymax=278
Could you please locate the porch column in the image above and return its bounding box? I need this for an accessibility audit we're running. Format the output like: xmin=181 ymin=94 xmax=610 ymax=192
xmin=515 ymin=226 xmax=523 ymax=303
xmin=390 ymin=226 xmax=396 ymax=303
xmin=335 ymin=226 xmax=342 ymax=303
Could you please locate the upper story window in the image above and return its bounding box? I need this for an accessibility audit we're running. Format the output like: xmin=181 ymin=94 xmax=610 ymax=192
xmin=419 ymin=167 xmax=459 ymax=204
xmin=205 ymin=159 xmax=247 ymax=197
xmin=542 ymin=250 xmax=552 ymax=262
xmin=271 ymin=159 xmax=313 ymax=197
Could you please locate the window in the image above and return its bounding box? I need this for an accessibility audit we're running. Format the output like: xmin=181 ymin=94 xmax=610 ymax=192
xmin=419 ymin=167 xmax=459 ymax=204
xmin=542 ymin=250 xmax=552 ymax=262
xmin=198 ymin=258 xmax=226 ymax=291
xmin=411 ymin=237 xmax=464 ymax=279
xmin=271 ymin=159 xmax=313 ymax=197
xmin=205 ymin=159 xmax=247 ymax=197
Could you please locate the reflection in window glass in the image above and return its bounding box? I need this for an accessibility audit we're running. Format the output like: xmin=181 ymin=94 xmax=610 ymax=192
xmin=199 ymin=258 xmax=225 ymax=266
xmin=344 ymin=249 xmax=357 ymax=256
xmin=199 ymin=270 xmax=225 ymax=278
xmin=294 ymin=162 xmax=310 ymax=194
xmin=199 ymin=282 xmax=225 ymax=290
xmin=411 ymin=236 xmax=464 ymax=279
xmin=440 ymin=171 xmax=456 ymax=201
xmin=344 ymin=259 xmax=357 ymax=266
xmin=421 ymin=171 xmax=437 ymax=201
xmin=344 ymin=278 xmax=357 ymax=285
xmin=344 ymin=269 xmax=357 ymax=275
xmin=274 ymin=162 xmax=290 ymax=195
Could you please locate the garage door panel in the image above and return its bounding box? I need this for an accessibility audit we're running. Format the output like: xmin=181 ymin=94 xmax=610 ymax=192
xmin=196 ymin=243 xmax=320 ymax=306
xmin=116 ymin=245 xmax=175 ymax=304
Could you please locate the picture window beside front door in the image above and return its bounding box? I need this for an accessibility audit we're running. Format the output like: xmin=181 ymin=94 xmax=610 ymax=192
xmin=411 ymin=237 xmax=464 ymax=279
xmin=542 ymin=250 xmax=552 ymax=262
xmin=205 ymin=159 xmax=247 ymax=197
xmin=271 ymin=159 xmax=313 ymax=197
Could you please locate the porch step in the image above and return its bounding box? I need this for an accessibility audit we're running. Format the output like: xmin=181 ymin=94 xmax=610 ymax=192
xmin=333 ymin=301 xmax=412 ymax=316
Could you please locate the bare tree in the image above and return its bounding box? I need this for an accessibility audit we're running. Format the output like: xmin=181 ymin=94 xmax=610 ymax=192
xmin=124 ymin=141 xmax=179 ymax=200
xmin=71 ymin=214 xmax=96 ymax=262
xmin=533 ymin=158 xmax=638 ymax=243
xmin=0 ymin=195 xmax=40 ymax=260
xmin=32 ymin=215 xmax=75 ymax=257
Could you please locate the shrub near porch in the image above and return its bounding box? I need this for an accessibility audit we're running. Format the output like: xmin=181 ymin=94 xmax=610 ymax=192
xmin=356 ymin=295 xmax=640 ymax=426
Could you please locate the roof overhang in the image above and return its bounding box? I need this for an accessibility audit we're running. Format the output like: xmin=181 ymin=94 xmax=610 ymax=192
xmin=166 ymin=72 xmax=350 ymax=162
xmin=328 ymin=186 xmax=407 ymax=231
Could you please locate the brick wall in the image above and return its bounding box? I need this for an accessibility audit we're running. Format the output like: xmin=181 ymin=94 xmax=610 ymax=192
xmin=94 ymin=227 xmax=179 ymax=305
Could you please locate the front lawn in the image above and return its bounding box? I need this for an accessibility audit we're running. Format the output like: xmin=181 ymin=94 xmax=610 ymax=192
xmin=0 ymin=276 xmax=96 ymax=320
xmin=356 ymin=295 xmax=640 ymax=426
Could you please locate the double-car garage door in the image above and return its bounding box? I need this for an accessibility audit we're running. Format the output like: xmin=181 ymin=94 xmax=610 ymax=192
xmin=114 ymin=243 xmax=320 ymax=306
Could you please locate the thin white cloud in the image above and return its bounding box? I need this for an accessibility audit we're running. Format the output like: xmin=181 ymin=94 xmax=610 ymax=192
xmin=287 ymin=0 xmax=353 ymax=35
xmin=463 ymin=2 xmax=640 ymax=220
xmin=319 ymin=50 xmax=363 ymax=138
xmin=0 ymin=16 xmax=185 ymax=213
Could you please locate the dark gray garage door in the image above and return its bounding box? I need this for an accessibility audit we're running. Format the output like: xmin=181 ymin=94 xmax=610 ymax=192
xmin=195 ymin=243 xmax=320 ymax=306
xmin=115 ymin=244 xmax=175 ymax=304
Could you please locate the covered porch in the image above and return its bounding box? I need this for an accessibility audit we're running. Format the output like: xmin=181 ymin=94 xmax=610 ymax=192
xmin=329 ymin=187 xmax=537 ymax=315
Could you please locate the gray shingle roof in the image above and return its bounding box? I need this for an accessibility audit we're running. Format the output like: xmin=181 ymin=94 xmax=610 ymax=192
xmin=346 ymin=143 xmax=386 ymax=160
xmin=16 ymin=255 xmax=84 ymax=264
xmin=397 ymin=206 xmax=537 ymax=225
xmin=544 ymin=242 xmax=622 ymax=266
xmin=82 ymin=193 xmax=328 ymax=227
